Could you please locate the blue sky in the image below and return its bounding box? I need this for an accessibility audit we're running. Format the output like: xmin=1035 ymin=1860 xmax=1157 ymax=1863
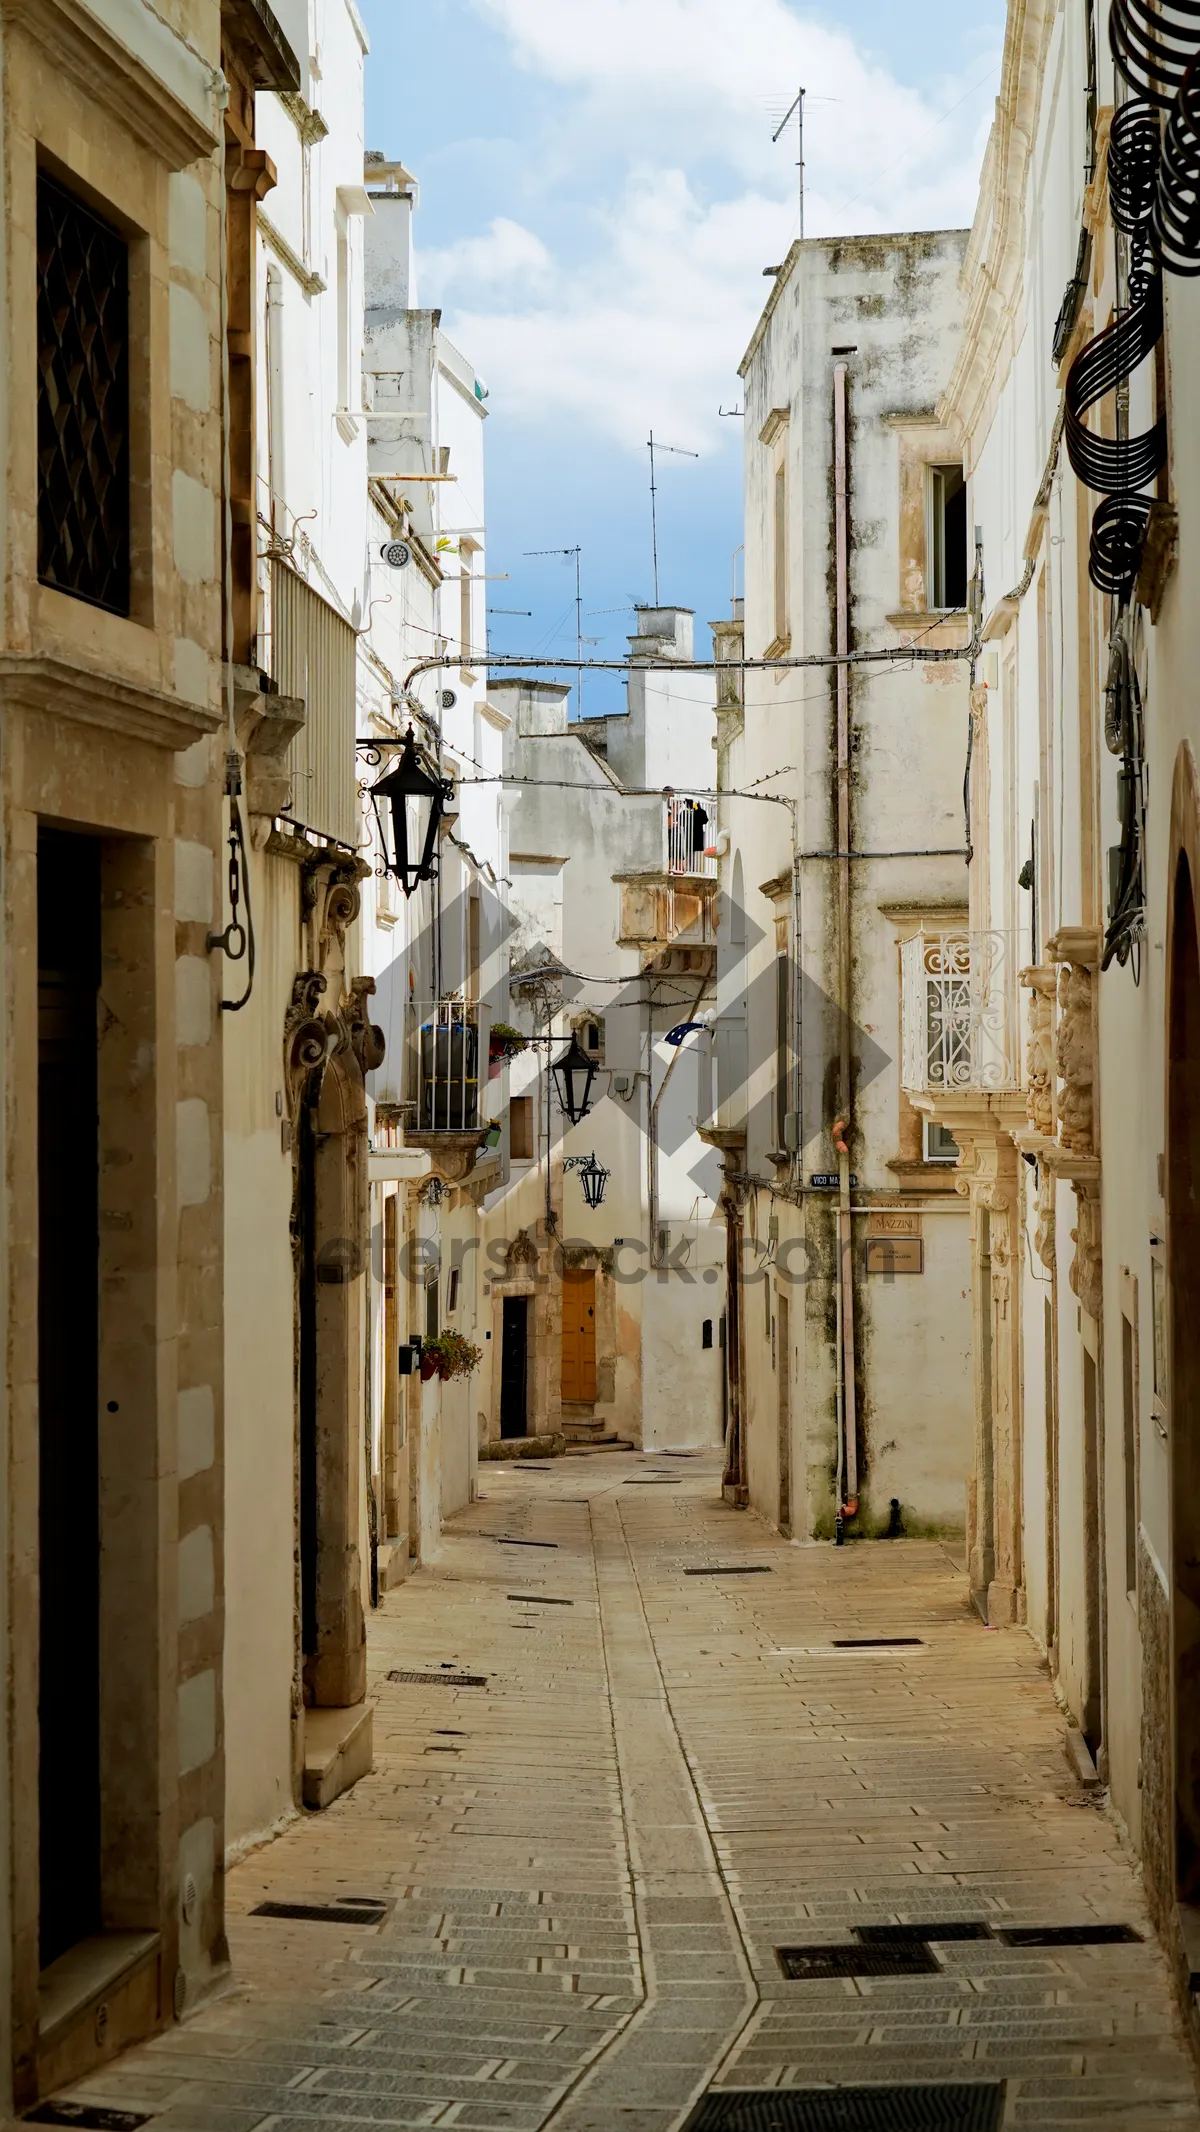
xmin=360 ymin=0 xmax=1005 ymax=717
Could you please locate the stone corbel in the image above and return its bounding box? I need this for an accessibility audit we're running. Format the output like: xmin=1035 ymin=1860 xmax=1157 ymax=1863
xmin=233 ymin=666 xmax=306 ymax=820
xmin=1048 ymin=932 xmax=1100 ymax=1158
xmin=1019 ymin=964 xmax=1057 ymax=1136
xmin=346 ymin=975 xmax=386 ymax=1078
xmin=283 ymin=970 xmax=330 ymax=1128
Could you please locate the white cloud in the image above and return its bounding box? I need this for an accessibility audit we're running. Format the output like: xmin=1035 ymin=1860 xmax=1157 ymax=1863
xmin=422 ymin=216 xmax=553 ymax=298
xmin=417 ymin=0 xmax=1000 ymax=451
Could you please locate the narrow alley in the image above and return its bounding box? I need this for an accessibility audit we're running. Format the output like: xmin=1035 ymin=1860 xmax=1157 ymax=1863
xmin=50 ymin=1454 xmax=1199 ymax=2132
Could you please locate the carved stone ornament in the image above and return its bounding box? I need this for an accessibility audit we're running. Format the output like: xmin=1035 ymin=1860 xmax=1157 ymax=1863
xmin=1021 ymin=967 xmax=1056 ymax=1135
xmin=1055 ymin=963 xmax=1095 ymax=1154
xmin=346 ymin=974 xmax=386 ymax=1077
xmin=506 ymin=1228 xmax=540 ymax=1275
xmin=1034 ymin=1163 xmax=1056 ymax=1272
xmin=1069 ymin=1186 xmax=1103 ymax=1321
xmin=284 ymin=969 xmax=329 ymax=1117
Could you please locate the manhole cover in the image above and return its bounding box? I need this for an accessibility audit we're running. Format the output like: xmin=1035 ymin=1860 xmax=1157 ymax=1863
xmin=854 ymin=1922 xmax=993 ymax=1944
xmin=997 ymin=1922 xmax=1142 ymax=1946
xmin=507 ymin=1594 xmax=574 ymax=1605
xmin=251 ymin=1898 xmax=387 ymax=1925
xmin=387 ymin=1669 xmax=488 ymax=1687
xmin=775 ymin=1943 xmax=938 ymax=1979
xmin=27 ymin=2111 xmax=154 ymax=2130
xmin=682 ymin=2085 xmax=1005 ymax=2131
xmin=685 ymin=1565 xmax=773 ymax=1577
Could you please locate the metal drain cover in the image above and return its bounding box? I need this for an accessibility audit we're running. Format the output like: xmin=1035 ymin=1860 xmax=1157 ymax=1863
xmin=854 ymin=1922 xmax=993 ymax=1944
xmin=27 ymin=2110 xmax=154 ymax=2130
xmin=997 ymin=1921 xmax=1142 ymax=1946
xmin=685 ymin=1565 xmax=773 ymax=1576
xmin=387 ymin=1668 xmax=488 ymax=1687
xmin=251 ymin=1897 xmax=388 ymax=1924
xmin=775 ymin=1943 xmax=938 ymax=1979
xmin=492 ymin=1534 xmax=558 ymax=1547
xmin=683 ymin=2085 xmax=1005 ymax=2131
xmin=831 ymin=1637 xmax=925 ymax=1649
xmin=507 ymin=1593 xmax=574 ymax=1605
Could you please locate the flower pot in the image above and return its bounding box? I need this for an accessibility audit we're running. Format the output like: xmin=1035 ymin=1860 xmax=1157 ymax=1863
xmin=420 ymin=1353 xmax=438 ymax=1383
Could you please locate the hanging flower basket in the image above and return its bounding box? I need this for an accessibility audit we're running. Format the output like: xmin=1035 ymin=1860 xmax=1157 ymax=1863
xmin=421 ymin=1330 xmax=483 ymax=1382
xmin=488 ymin=1022 xmax=527 ymax=1060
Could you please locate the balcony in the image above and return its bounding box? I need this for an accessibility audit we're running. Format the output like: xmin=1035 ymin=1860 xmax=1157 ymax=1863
xmin=665 ymin=794 xmax=718 ymax=880
xmin=901 ymin=931 xmax=1020 ymax=1096
xmin=402 ymin=1000 xmax=494 ymax=1183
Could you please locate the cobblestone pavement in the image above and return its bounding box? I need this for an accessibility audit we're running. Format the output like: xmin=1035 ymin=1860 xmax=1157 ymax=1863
xmin=53 ymin=1451 xmax=1200 ymax=2130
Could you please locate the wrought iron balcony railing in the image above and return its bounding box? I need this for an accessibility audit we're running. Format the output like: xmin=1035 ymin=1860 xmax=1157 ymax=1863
xmin=407 ymin=1000 xmax=489 ymax=1132
xmin=900 ymin=930 xmax=1020 ymax=1096
xmin=665 ymin=794 xmax=718 ymax=879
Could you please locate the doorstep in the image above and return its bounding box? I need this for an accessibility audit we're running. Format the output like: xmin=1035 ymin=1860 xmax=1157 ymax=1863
xmin=302 ymin=1701 xmax=374 ymax=1811
xmin=38 ymin=1930 xmax=161 ymax=2096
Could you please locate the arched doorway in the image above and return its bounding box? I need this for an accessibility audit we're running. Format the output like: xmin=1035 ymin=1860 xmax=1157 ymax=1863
xmin=1168 ymin=745 xmax=1200 ymax=1903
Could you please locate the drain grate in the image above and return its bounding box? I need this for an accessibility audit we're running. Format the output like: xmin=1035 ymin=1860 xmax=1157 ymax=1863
xmin=775 ymin=1943 xmax=938 ymax=1979
xmin=491 ymin=1535 xmax=558 ymax=1547
xmin=831 ymin=1637 xmax=925 ymax=1649
xmin=997 ymin=1921 xmax=1142 ymax=1946
xmin=251 ymin=1897 xmax=388 ymax=1925
xmin=27 ymin=2110 xmax=154 ymax=2130
xmin=507 ymin=1593 xmax=574 ymax=1605
xmin=854 ymin=1922 xmax=993 ymax=1944
xmin=387 ymin=1669 xmax=488 ymax=1687
xmin=685 ymin=1565 xmax=773 ymax=1577
xmin=682 ymin=2084 xmax=1005 ymax=2131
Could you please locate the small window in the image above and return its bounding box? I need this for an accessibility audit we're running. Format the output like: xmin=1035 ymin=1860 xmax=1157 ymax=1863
xmin=924 ymin=1118 xmax=960 ymax=1164
xmin=576 ymin=1016 xmax=604 ymax=1062
xmin=37 ymin=171 xmax=131 ymax=615
xmin=928 ymin=465 xmax=967 ymax=610
xmin=425 ymin=1276 xmax=439 ymax=1343
xmin=509 ymin=1094 xmax=533 ymax=1161
xmin=447 ymin=1267 xmax=461 ymax=1314
xmin=702 ymin=1319 xmax=713 ymax=1349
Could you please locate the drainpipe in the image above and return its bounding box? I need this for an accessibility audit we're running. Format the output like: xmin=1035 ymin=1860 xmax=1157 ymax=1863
xmin=265 ymin=262 xmax=286 ymax=534
xmin=833 ymin=361 xmax=858 ymax=1538
xmin=722 ymin=1170 xmax=745 ymax=1499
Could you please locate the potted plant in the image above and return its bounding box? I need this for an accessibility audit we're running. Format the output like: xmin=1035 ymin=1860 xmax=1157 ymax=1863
xmin=421 ymin=1329 xmax=483 ymax=1382
xmin=488 ymin=1021 xmax=527 ymax=1077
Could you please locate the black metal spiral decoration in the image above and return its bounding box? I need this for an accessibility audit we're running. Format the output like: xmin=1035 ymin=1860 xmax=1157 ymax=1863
xmin=1064 ymin=275 xmax=1166 ymax=596
xmin=1154 ymin=57 xmax=1200 ymax=271
xmin=1110 ymin=0 xmax=1200 ymax=106
xmin=1109 ymin=98 xmax=1162 ymax=298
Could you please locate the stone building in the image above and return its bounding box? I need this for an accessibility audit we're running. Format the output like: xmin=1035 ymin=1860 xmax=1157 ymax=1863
xmin=1 ymin=0 xmax=231 ymax=2105
xmin=714 ymin=232 xmax=975 ymax=1540
xmin=920 ymin=0 xmax=1200 ymax=2014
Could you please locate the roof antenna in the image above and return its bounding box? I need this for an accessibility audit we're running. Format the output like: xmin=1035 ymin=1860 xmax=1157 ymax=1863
xmin=647 ymin=431 xmax=699 ymax=606
xmin=772 ymin=87 xmax=806 ymax=238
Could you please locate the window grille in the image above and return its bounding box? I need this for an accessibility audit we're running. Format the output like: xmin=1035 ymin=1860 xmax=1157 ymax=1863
xmin=37 ymin=172 xmax=130 ymax=615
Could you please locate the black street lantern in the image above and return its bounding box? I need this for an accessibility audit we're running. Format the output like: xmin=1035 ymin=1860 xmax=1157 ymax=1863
xmin=369 ymin=728 xmax=446 ymax=896
xmin=578 ymin=1152 xmax=610 ymax=1210
xmin=551 ymin=1030 xmax=598 ymax=1125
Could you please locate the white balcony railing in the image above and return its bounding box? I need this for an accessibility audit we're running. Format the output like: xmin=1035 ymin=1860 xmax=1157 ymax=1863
xmin=665 ymin=794 xmax=718 ymax=879
xmin=407 ymin=1000 xmax=489 ymax=1131
xmin=900 ymin=931 xmax=1020 ymax=1095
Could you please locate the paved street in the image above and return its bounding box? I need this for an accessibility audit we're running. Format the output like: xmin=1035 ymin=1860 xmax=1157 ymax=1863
xmin=53 ymin=1452 xmax=1200 ymax=2130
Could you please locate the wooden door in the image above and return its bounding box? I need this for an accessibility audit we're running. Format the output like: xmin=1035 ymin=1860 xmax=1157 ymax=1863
xmin=500 ymin=1296 xmax=529 ymax=1437
xmin=561 ymin=1267 xmax=597 ymax=1403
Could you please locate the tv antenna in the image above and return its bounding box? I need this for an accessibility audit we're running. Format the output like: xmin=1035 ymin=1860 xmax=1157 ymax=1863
xmin=525 ymin=545 xmax=585 ymax=713
xmin=647 ymin=431 xmax=698 ymax=606
xmin=772 ymin=87 xmax=806 ymax=236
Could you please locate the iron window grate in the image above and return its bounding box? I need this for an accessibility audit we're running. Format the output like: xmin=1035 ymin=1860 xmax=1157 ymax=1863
xmin=251 ymin=1898 xmax=387 ymax=1925
xmin=36 ymin=172 xmax=130 ymax=615
xmin=854 ymin=1922 xmax=993 ymax=1944
xmin=775 ymin=1943 xmax=939 ymax=1980
xmin=996 ymin=1922 xmax=1143 ymax=1946
xmin=387 ymin=1669 xmax=488 ymax=1687
xmin=682 ymin=2084 xmax=1005 ymax=2131
xmin=686 ymin=1565 xmax=773 ymax=1576
xmin=27 ymin=2110 xmax=153 ymax=2130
